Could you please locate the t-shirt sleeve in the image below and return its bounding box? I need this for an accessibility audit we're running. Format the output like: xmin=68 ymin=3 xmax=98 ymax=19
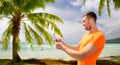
xmin=90 ymin=33 xmax=106 ymax=48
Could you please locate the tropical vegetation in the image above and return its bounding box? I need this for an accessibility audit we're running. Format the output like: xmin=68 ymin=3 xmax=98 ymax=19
xmin=0 ymin=0 xmax=63 ymax=64
xmin=83 ymin=0 xmax=120 ymax=17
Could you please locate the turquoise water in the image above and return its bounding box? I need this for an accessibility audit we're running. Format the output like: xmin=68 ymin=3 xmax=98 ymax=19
xmin=0 ymin=43 xmax=120 ymax=60
xmin=100 ymin=43 xmax=120 ymax=57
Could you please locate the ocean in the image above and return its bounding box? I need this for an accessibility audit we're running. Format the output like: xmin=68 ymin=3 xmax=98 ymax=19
xmin=0 ymin=42 xmax=120 ymax=60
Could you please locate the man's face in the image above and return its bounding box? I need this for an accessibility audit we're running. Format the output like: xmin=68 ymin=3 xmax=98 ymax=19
xmin=82 ymin=16 xmax=91 ymax=31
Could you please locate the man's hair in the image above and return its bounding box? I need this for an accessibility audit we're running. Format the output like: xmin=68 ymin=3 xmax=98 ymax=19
xmin=83 ymin=11 xmax=97 ymax=22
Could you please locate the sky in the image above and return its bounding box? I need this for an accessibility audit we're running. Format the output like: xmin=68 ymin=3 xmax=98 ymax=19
xmin=0 ymin=0 xmax=120 ymax=43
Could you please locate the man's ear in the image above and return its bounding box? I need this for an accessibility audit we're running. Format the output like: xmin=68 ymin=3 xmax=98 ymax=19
xmin=89 ymin=18 xmax=94 ymax=24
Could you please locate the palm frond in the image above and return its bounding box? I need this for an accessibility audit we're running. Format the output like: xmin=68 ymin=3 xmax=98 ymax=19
xmin=33 ymin=22 xmax=53 ymax=46
xmin=43 ymin=18 xmax=63 ymax=38
xmin=27 ymin=12 xmax=63 ymax=38
xmin=23 ymin=0 xmax=45 ymax=13
xmin=12 ymin=0 xmax=27 ymax=8
xmin=44 ymin=0 xmax=55 ymax=3
xmin=113 ymin=0 xmax=120 ymax=9
xmin=107 ymin=0 xmax=111 ymax=17
xmin=83 ymin=0 xmax=86 ymax=4
xmin=27 ymin=13 xmax=63 ymax=24
xmin=23 ymin=22 xmax=33 ymax=44
xmin=43 ymin=13 xmax=64 ymax=24
xmin=41 ymin=13 xmax=63 ymax=38
xmin=0 ymin=0 xmax=15 ymax=15
xmin=27 ymin=13 xmax=49 ymax=30
xmin=11 ymin=0 xmax=55 ymax=13
xmin=27 ymin=24 xmax=43 ymax=46
xmin=2 ymin=20 xmax=13 ymax=50
xmin=0 ymin=0 xmax=3 ymax=6
xmin=98 ymin=0 xmax=105 ymax=16
xmin=23 ymin=22 xmax=34 ymax=49
xmin=27 ymin=12 xmax=63 ymax=40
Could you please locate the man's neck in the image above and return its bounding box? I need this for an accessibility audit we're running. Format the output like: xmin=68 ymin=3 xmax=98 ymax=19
xmin=89 ymin=25 xmax=98 ymax=33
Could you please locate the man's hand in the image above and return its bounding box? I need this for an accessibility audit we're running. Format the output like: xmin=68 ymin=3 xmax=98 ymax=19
xmin=54 ymin=39 xmax=64 ymax=50
xmin=54 ymin=38 xmax=63 ymax=42
xmin=56 ymin=42 xmax=63 ymax=50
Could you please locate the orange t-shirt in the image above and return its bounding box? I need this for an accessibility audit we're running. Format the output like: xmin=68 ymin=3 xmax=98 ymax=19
xmin=78 ymin=30 xmax=106 ymax=65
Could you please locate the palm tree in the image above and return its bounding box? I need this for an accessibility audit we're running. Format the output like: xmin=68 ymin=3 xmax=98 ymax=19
xmin=0 ymin=0 xmax=63 ymax=63
xmin=83 ymin=0 xmax=120 ymax=17
xmin=98 ymin=0 xmax=120 ymax=17
xmin=112 ymin=0 xmax=120 ymax=9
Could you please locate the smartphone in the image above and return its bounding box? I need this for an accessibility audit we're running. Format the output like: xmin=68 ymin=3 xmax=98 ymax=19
xmin=53 ymin=33 xmax=56 ymax=40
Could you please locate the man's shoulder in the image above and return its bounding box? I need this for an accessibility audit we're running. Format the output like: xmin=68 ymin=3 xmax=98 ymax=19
xmin=95 ymin=30 xmax=104 ymax=36
xmin=93 ymin=30 xmax=106 ymax=39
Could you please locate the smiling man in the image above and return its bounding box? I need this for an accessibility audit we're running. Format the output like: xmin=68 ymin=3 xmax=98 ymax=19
xmin=54 ymin=11 xmax=106 ymax=65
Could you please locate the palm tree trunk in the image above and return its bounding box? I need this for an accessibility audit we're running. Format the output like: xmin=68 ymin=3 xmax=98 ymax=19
xmin=12 ymin=11 xmax=22 ymax=63
xmin=12 ymin=31 xmax=21 ymax=63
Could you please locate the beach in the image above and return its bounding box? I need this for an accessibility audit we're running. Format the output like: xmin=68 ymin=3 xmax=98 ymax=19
xmin=0 ymin=43 xmax=120 ymax=59
xmin=0 ymin=43 xmax=120 ymax=65
xmin=0 ymin=56 xmax=120 ymax=65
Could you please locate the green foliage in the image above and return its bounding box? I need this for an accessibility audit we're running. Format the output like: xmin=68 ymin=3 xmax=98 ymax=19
xmin=0 ymin=59 xmax=38 ymax=65
xmin=28 ymin=24 xmax=43 ymax=46
xmin=0 ymin=0 xmax=16 ymax=15
xmin=0 ymin=0 xmax=63 ymax=53
xmin=12 ymin=0 xmax=55 ymax=13
xmin=2 ymin=20 xmax=13 ymax=50
xmin=0 ymin=0 xmax=55 ymax=15
xmin=113 ymin=0 xmax=120 ymax=9
xmin=27 ymin=13 xmax=64 ymax=43
xmin=98 ymin=0 xmax=105 ymax=16
xmin=27 ymin=13 xmax=63 ymax=24
xmin=0 ymin=59 xmax=120 ymax=65
xmin=98 ymin=0 xmax=120 ymax=17
xmin=34 ymin=23 xmax=53 ymax=46
xmin=23 ymin=23 xmax=33 ymax=44
xmin=23 ymin=12 xmax=63 ymax=47
xmin=0 ymin=0 xmax=63 ymax=63
xmin=43 ymin=13 xmax=63 ymax=24
xmin=107 ymin=0 xmax=111 ymax=17
xmin=84 ymin=0 xmax=120 ymax=17
xmin=83 ymin=0 xmax=86 ymax=4
xmin=21 ymin=0 xmax=46 ymax=13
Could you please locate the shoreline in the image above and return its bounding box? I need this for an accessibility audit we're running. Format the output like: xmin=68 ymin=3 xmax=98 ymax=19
xmin=98 ymin=55 xmax=120 ymax=61
xmin=0 ymin=56 xmax=120 ymax=65
xmin=1 ymin=55 xmax=120 ymax=63
xmin=1 ymin=55 xmax=120 ymax=60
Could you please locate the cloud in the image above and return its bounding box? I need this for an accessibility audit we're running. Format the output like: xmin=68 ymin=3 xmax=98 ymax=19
xmin=57 ymin=20 xmax=86 ymax=43
xmin=102 ymin=22 xmax=120 ymax=39
xmin=0 ymin=0 xmax=120 ymax=43
xmin=74 ymin=17 xmax=82 ymax=23
xmin=97 ymin=9 xmax=120 ymax=39
xmin=70 ymin=0 xmax=83 ymax=6
xmin=80 ymin=0 xmax=100 ymax=13
xmin=70 ymin=0 xmax=100 ymax=13
xmin=34 ymin=5 xmax=81 ymax=21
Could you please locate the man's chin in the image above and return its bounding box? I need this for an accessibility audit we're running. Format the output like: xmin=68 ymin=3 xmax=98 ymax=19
xmin=85 ymin=29 xmax=90 ymax=31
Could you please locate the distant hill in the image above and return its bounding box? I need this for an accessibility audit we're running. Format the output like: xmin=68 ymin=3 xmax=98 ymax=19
xmin=106 ymin=38 xmax=120 ymax=43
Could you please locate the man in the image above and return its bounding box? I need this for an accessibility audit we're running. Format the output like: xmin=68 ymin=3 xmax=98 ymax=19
xmin=54 ymin=11 xmax=106 ymax=65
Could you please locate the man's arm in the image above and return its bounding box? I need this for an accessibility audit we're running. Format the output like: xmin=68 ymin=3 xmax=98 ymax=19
xmin=56 ymin=42 xmax=98 ymax=61
xmin=62 ymin=41 xmax=81 ymax=51
xmin=55 ymin=39 xmax=80 ymax=50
